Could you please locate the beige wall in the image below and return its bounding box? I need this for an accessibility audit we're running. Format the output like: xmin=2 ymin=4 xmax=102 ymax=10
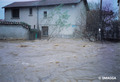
xmin=5 ymin=0 xmax=87 ymax=37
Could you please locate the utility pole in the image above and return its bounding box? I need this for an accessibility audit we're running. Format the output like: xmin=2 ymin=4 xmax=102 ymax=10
xmin=100 ymin=0 xmax=102 ymax=12
xmin=99 ymin=0 xmax=103 ymax=40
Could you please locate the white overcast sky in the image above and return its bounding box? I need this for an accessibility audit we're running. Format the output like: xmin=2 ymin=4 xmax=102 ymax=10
xmin=0 ymin=0 xmax=118 ymax=19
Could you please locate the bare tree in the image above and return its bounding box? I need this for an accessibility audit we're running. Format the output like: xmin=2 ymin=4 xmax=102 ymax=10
xmin=83 ymin=3 xmax=117 ymax=41
xmin=39 ymin=4 xmax=71 ymax=40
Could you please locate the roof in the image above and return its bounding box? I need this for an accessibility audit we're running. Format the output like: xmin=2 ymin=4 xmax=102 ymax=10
xmin=3 ymin=0 xmax=84 ymax=8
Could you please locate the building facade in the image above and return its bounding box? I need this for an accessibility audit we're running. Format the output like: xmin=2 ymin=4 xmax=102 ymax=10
xmin=3 ymin=0 xmax=89 ymax=38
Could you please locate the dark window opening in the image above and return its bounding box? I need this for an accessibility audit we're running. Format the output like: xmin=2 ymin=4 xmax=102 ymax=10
xmin=12 ymin=8 xmax=19 ymax=18
xmin=29 ymin=8 xmax=32 ymax=15
xmin=42 ymin=26 xmax=48 ymax=36
xmin=5 ymin=9 xmax=7 ymax=13
xmin=34 ymin=25 xmax=35 ymax=29
xmin=44 ymin=11 xmax=47 ymax=18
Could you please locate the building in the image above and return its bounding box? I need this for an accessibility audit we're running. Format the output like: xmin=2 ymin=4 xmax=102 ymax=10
xmin=3 ymin=0 xmax=89 ymax=38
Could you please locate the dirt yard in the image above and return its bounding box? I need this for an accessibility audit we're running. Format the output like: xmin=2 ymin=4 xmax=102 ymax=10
xmin=0 ymin=39 xmax=120 ymax=82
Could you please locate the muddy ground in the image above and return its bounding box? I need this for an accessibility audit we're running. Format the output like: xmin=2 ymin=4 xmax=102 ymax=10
xmin=0 ymin=39 xmax=120 ymax=82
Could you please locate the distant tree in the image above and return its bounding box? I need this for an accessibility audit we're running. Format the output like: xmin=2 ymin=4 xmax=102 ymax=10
xmin=110 ymin=20 xmax=120 ymax=39
xmin=84 ymin=3 xmax=117 ymax=41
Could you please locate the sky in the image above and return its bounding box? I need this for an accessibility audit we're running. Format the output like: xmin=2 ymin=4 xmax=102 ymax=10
xmin=0 ymin=0 xmax=118 ymax=19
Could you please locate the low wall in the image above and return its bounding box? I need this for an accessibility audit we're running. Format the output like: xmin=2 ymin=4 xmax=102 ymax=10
xmin=0 ymin=25 xmax=29 ymax=40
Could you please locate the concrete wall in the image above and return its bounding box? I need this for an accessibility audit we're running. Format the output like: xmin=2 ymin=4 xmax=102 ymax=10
xmin=5 ymin=0 xmax=87 ymax=38
xmin=0 ymin=25 xmax=29 ymax=40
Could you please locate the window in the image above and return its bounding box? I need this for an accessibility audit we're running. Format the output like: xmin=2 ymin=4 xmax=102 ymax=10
xmin=34 ymin=25 xmax=35 ymax=29
xmin=12 ymin=8 xmax=19 ymax=18
xmin=44 ymin=11 xmax=47 ymax=18
xmin=5 ymin=9 xmax=7 ymax=13
xmin=29 ymin=8 xmax=32 ymax=15
xmin=42 ymin=26 xmax=48 ymax=36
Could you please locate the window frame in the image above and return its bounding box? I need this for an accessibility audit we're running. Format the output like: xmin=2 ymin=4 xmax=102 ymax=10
xmin=42 ymin=26 xmax=49 ymax=36
xmin=29 ymin=8 xmax=33 ymax=16
xmin=11 ymin=8 xmax=20 ymax=18
xmin=44 ymin=11 xmax=47 ymax=18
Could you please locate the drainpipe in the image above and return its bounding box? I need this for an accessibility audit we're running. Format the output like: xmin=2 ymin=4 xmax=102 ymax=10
xmin=100 ymin=0 xmax=102 ymax=27
xmin=36 ymin=6 xmax=39 ymax=30
xmin=36 ymin=5 xmax=41 ymax=39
